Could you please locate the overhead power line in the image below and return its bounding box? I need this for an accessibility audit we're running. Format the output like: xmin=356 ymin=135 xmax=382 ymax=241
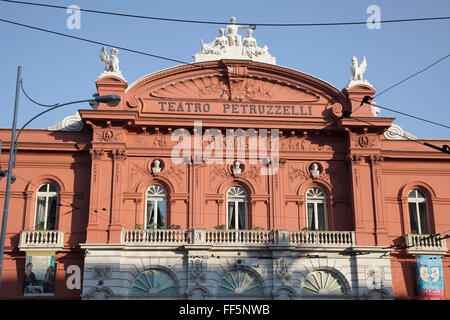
xmin=349 ymin=116 xmax=450 ymax=154
xmin=2 ymin=0 xmax=450 ymax=27
xmin=338 ymin=53 xmax=450 ymax=128
xmin=0 ymin=18 xmax=193 ymax=66
xmin=0 ymin=18 xmax=449 ymax=133
xmin=374 ymin=54 xmax=450 ymax=98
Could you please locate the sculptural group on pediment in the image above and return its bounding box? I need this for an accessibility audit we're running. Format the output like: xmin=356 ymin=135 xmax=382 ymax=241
xmin=194 ymin=17 xmax=276 ymax=64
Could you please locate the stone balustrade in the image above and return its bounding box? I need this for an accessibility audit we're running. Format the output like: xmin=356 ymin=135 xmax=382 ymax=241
xmin=406 ymin=233 xmax=448 ymax=254
xmin=121 ymin=228 xmax=356 ymax=248
xmin=19 ymin=230 xmax=65 ymax=250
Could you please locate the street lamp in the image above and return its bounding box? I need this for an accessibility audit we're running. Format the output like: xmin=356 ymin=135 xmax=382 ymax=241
xmin=0 ymin=66 xmax=120 ymax=284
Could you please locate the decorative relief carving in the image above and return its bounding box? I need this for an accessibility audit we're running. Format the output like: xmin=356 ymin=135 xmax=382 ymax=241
xmin=190 ymin=257 xmax=207 ymax=285
xmin=129 ymin=161 xmax=185 ymax=188
xmin=288 ymin=165 xmax=308 ymax=183
xmin=152 ymin=135 xmax=169 ymax=148
xmin=198 ymin=77 xmax=229 ymax=99
xmin=149 ymin=75 xmax=321 ymax=102
xmin=130 ymin=162 xmax=151 ymax=187
xmin=211 ymin=165 xmax=229 ymax=182
xmin=111 ymin=149 xmax=127 ymax=161
xmin=150 ymin=76 xmax=230 ymax=100
xmin=348 ymin=154 xmax=364 ymax=163
xmin=161 ymin=164 xmax=185 ymax=185
xmin=94 ymin=129 xmax=124 ymax=142
xmin=242 ymin=165 xmax=262 ymax=184
xmin=351 ymin=134 xmax=377 ymax=149
xmin=281 ymin=136 xmax=332 ymax=152
xmin=276 ymin=259 xmax=291 ymax=284
xmin=89 ymin=148 xmax=105 ymax=160
xmin=369 ymin=154 xmax=384 ymax=164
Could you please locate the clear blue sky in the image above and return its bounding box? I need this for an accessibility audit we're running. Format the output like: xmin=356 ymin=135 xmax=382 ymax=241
xmin=0 ymin=0 xmax=449 ymax=139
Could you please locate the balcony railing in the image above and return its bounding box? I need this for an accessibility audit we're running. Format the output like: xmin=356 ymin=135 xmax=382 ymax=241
xmin=19 ymin=230 xmax=65 ymax=251
xmin=121 ymin=228 xmax=356 ymax=248
xmin=405 ymin=233 xmax=448 ymax=254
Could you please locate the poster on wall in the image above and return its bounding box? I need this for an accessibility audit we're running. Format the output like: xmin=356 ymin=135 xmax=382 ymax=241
xmin=416 ymin=255 xmax=445 ymax=300
xmin=23 ymin=252 xmax=56 ymax=296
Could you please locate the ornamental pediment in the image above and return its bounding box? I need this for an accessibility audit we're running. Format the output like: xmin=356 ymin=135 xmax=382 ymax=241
xmin=149 ymin=75 xmax=320 ymax=102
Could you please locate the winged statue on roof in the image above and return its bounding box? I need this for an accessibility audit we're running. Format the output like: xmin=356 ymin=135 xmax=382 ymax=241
xmin=350 ymin=56 xmax=367 ymax=81
xmin=100 ymin=47 xmax=120 ymax=73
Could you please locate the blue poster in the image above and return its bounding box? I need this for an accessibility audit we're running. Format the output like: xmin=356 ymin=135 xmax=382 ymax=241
xmin=416 ymin=255 xmax=445 ymax=300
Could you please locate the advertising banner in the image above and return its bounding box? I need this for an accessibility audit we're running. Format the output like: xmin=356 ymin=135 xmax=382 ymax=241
xmin=23 ymin=251 xmax=56 ymax=296
xmin=416 ymin=255 xmax=445 ymax=300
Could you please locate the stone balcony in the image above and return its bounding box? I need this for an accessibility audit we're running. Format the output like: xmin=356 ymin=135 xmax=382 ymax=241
xmin=405 ymin=233 xmax=448 ymax=255
xmin=19 ymin=230 xmax=65 ymax=251
xmin=121 ymin=228 xmax=356 ymax=249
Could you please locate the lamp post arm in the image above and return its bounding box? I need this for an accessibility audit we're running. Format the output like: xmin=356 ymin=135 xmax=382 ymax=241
xmin=12 ymin=99 xmax=93 ymax=167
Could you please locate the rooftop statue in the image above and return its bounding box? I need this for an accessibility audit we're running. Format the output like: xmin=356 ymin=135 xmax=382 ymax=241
xmin=224 ymin=16 xmax=250 ymax=46
xmin=194 ymin=17 xmax=276 ymax=65
xmin=99 ymin=47 xmax=125 ymax=80
xmin=346 ymin=56 xmax=372 ymax=88
xmin=201 ymin=28 xmax=229 ymax=54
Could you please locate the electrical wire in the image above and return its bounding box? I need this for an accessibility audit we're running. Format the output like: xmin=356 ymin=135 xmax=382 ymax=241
xmin=348 ymin=116 xmax=450 ymax=154
xmin=2 ymin=0 xmax=450 ymax=27
xmin=374 ymin=54 xmax=450 ymax=98
xmin=372 ymin=101 xmax=450 ymax=129
xmin=2 ymin=17 xmax=449 ymax=132
xmin=338 ymin=52 xmax=450 ymax=127
xmin=1 ymin=17 xmax=449 ymax=143
xmin=0 ymin=18 xmax=196 ymax=67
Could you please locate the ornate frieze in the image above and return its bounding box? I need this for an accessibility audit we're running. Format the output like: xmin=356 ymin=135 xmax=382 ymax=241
xmin=281 ymin=136 xmax=332 ymax=152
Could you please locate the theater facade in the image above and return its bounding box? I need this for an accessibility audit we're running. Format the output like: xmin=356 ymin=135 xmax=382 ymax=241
xmin=0 ymin=21 xmax=449 ymax=300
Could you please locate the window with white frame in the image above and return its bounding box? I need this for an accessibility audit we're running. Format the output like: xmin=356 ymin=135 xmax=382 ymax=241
xmin=408 ymin=189 xmax=430 ymax=234
xmin=226 ymin=186 xmax=247 ymax=230
xmin=145 ymin=185 xmax=167 ymax=229
xmin=34 ymin=183 xmax=58 ymax=230
xmin=306 ymin=187 xmax=326 ymax=231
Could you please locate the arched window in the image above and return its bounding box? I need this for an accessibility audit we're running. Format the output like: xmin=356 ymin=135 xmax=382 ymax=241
xmin=226 ymin=186 xmax=247 ymax=230
xmin=306 ymin=187 xmax=326 ymax=231
xmin=130 ymin=269 xmax=177 ymax=295
xmin=302 ymin=270 xmax=346 ymax=296
xmin=217 ymin=269 xmax=262 ymax=295
xmin=145 ymin=185 xmax=167 ymax=229
xmin=408 ymin=190 xmax=429 ymax=234
xmin=35 ymin=183 xmax=58 ymax=230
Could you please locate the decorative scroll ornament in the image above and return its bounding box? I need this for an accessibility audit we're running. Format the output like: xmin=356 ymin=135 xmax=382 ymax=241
xmin=346 ymin=56 xmax=372 ymax=89
xmin=193 ymin=17 xmax=276 ymax=65
xmin=47 ymin=111 xmax=83 ymax=132
xmin=99 ymin=47 xmax=125 ymax=80
xmin=384 ymin=124 xmax=417 ymax=140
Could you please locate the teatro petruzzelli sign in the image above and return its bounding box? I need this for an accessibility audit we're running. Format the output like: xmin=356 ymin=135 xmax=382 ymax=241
xmin=156 ymin=101 xmax=313 ymax=117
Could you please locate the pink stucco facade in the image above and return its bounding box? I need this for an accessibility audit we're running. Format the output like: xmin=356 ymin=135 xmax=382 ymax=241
xmin=0 ymin=59 xmax=449 ymax=299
